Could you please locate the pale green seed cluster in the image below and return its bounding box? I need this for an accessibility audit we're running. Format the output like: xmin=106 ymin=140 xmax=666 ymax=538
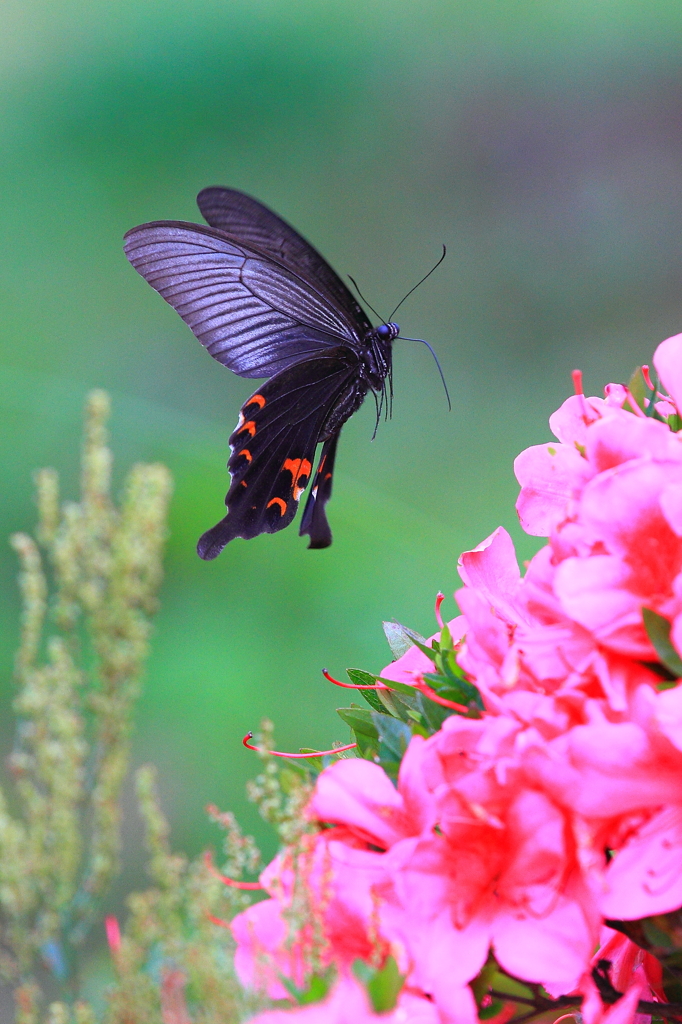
xmin=2 ymin=392 xmax=172 ymax=1020
xmin=3 ymin=393 xmax=322 ymax=1023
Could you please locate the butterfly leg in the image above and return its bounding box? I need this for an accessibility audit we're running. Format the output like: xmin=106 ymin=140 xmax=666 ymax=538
xmin=299 ymin=432 xmax=340 ymax=549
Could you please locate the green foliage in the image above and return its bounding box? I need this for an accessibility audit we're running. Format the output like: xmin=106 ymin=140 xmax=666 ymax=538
xmin=353 ymin=956 xmax=405 ymax=1014
xmin=336 ymin=618 xmax=484 ymax=779
xmin=2 ymin=391 xmax=172 ymax=1016
xmin=103 ymin=767 xmax=259 ymax=1024
xmin=1 ymin=394 xmax=272 ymax=1022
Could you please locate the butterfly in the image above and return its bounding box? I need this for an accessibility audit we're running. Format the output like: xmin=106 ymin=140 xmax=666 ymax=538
xmin=124 ymin=188 xmax=441 ymax=559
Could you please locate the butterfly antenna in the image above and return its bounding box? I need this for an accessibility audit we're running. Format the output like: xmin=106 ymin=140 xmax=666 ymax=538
xmin=348 ymin=275 xmax=385 ymax=324
xmin=388 ymin=245 xmax=447 ymax=322
xmin=400 ymin=337 xmax=452 ymax=412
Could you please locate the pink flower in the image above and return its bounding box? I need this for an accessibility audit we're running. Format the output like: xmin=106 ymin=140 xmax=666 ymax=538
xmin=455 ymin=526 xmax=641 ymax=715
xmin=243 ymin=974 xmax=454 ymax=1024
xmin=232 ymin=751 xmax=433 ymax=999
xmin=522 ymin=687 xmax=682 ymax=920
xmin=380 ymin=716 xmax=600 ymax=1001
xmin=512 ymin=334 xmax=682 ymax=665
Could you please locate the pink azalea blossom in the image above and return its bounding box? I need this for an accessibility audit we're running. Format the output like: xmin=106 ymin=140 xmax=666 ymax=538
xmin=233 ymin=334 xmax=682 ymax=1024
xmin=244 ymin=974 xmax=449 ymax=1024
xmin=232 ymin=750 xmax=433 ymax=1000
xmin=381 ymin=715 xmax=600 ymax=1001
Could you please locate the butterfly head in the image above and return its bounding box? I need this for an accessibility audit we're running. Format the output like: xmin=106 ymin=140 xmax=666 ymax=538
xmin=375 ymin=322 xmax=400 ymax=342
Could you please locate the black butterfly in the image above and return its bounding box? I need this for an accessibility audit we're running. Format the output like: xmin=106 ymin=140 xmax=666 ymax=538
xmin=124 ymin=188 xmax=425 ymax=559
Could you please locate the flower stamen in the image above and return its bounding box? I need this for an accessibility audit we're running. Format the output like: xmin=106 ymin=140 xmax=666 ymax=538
xmin=242 ymin=732 xmax=357 ymax=758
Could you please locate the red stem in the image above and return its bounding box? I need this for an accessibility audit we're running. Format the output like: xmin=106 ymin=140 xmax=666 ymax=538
xmin=242 ymin=732 xmax=357 ymax=759
xmin=414 ymin=678 xmax=469 ymax=713
xmin=322 ymin=668 xmax=387 ymax=690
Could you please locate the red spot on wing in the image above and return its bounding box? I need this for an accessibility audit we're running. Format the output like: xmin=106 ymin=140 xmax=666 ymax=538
xmin=238 ymin=448 xmax=252 ymax=462
xmin=238 ymin=420 xmax=257 ymax=438
xmin=267 ymin=497 xmax=287 ymax=516
xmin=246 ymin=393 xmax=266 ymax=409
xmin=282 ymin=458 xmax=312 ymax=501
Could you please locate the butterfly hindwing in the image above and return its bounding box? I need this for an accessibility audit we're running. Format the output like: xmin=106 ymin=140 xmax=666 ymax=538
xmin=124 ymin=221 xmax=364 ymax=378
xmin=299 ymin=433 xmax=340 ymax=550
xmin=197 ymin=351 xmax=363 ymax=559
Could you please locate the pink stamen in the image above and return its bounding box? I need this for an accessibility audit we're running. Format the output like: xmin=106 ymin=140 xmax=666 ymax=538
xmin=322 ymin=668 xmax=387 ymax=690
xmin=242 ymin=732 xmax=357 ymax=758
xmin=552 ymin=1015 xmax=579 ymax=1024
xmin=571 ymin=369 xmax=583 ymax=395
xmin=434 ymin=592 xmax=445 ymax=628
xmin=105 ymin=915 xmax=121 ymax=954
xmin=203 ymin=850 xmax=263 ymax=891
xmin=415 ymin=677 xmax=469 ymax=713
xmin=641 ymin=364 xmax=655 ymax=391
xmin=624 ymin=387 xmax=647 ymax=417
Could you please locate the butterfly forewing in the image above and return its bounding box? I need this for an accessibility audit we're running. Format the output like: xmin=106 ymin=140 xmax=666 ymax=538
xmin=124 ymin=221 xmax=358 ymax=378
xmin=197 ymin=351 xmax=362 ymax=558
xmin=197 ymin=187 xmax=372 ymax=334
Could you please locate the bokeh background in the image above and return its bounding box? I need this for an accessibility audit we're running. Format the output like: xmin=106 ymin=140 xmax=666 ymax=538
xmin=3 ymin=0 xmax=682 ymax=878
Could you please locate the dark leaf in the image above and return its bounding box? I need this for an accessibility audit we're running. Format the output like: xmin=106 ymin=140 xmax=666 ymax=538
xmin=642 ymin=608 xmax=682 ymax=678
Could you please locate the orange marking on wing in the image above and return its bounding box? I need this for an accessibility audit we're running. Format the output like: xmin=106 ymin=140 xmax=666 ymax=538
xmin=239 ymin=420 xmax=257 ymax=437
xmin=240 ymin=480 xmax=247 ymax=488
xmin=238 ymin=448 xmax=252 ymax=462
xmin=267 ymin=497 xmax=287 ymax=516
xmin=283 ymin=458 xmax=312 ymax=501
xmin=246 ymin=393 xmax=266 ymax=409
xmin=324 ymin=473 xmax=332 ymax=481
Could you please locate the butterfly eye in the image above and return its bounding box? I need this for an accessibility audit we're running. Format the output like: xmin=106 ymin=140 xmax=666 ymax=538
xmin=377 ymin=324 xmax=390 ymax=338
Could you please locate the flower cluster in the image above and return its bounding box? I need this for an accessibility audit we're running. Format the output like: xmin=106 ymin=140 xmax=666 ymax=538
xmin=232 ymin=335 xmax=682 ymax=1023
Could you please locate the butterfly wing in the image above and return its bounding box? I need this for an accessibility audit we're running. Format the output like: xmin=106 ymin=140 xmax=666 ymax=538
xmin=124 ymin=221 xmax=369 ymax=378
xmin=198 ymin=349 xmax=363 ymax=559
xmin=299 ymin=431 xmax=340 ymax=549
xmin=197 ymin=187 xmax=372 ymax=335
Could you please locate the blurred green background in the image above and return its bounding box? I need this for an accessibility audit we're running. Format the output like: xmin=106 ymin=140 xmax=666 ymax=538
xmin=3 ymin=0 xmax=682 ymax=874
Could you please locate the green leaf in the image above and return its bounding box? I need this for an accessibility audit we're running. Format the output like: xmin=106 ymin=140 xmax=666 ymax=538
xmin=347 ymin=668 xmax=380 ymax=688
xmin=359 ymin=686 xmax=386 ymax=713
xmin=642 ymin=607 xmax=682 ymax=678
xmin=423 ymin=672 xmax=484 ymax=710
xmin=280 ymin=969 xmax=335 ymax=1005
xmin=347 ymin=666 xmax=420 ymax=698
xmin=336 ymin=707 xmax=379 ymax=739
xmin=367 ymin=957 xmax=404 ymax=1013
xmin=418 ymin=692 xmax=453 ymax=733
xmin=353 ymin=957 xmax=405 ymax=1014
xmin=376 ymin=675 xmax=421 ymax=697
xmin=479 ymin=1000 xmax=504 ymax=1020
xmin=382 ymin=620 xmax=415 ymax=658
xmin=627 ymin=366 xmax=647 ymax=412
xmin=371 ymin=713 xmax=412 ymax=778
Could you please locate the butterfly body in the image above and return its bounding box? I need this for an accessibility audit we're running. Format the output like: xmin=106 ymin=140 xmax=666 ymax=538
xmin=124 ymin=188 xmax=400 ymax=557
